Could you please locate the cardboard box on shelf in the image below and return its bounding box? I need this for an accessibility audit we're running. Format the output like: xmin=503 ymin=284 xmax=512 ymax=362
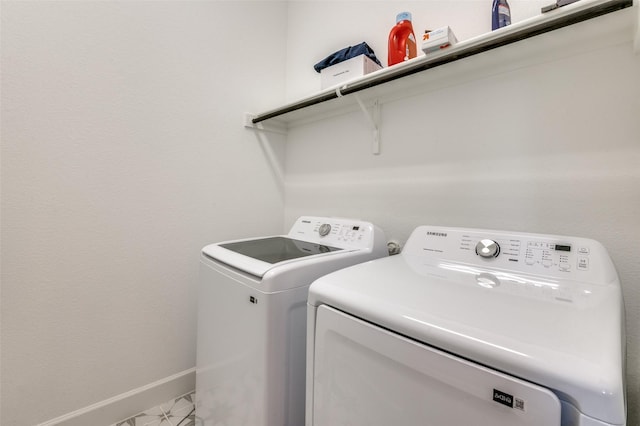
xmin=422 ymin=26 xmax=458 ymax=54
xmin=320 ymin=54 xmax=383 ymax=90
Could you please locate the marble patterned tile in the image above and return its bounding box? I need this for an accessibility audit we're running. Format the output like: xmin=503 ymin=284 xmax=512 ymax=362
xmin=112 ymin=392 xmax=196 ymax=426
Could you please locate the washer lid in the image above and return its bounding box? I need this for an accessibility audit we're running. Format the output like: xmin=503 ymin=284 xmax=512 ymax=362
xmin=202 ymin=216 xmax=387 ymax=279
xmin=203 ymin=236 xmax=342 ymax=277
xmin=308 ymin=226 xmax=625 ymax=426
xmin=220 ymin=236 xmax=341 ymax=264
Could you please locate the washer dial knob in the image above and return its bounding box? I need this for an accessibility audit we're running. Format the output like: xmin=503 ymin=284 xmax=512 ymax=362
xmin=476 ymin=239 xmax=500 ymax=258
xmin=318 ymin=223 xmax=332 ymax=237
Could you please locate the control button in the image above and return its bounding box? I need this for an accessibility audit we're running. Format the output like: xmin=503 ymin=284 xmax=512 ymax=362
xmin=578 ymin=247 xmax=590 ymax=255
xmin=476 ymin=239 xmax=500 ymax=258
xmin=525 ymin=257 xmax=535 ymax=265
xmin=542 ymin=259 xmax=553 ymax=268
xmin=318 ymin=223 xmax=332 ymax=237
xmin=559 ymin=263 xmax=571 ymax=271
xmin=577 ymin=257 xmax=589 ymax=270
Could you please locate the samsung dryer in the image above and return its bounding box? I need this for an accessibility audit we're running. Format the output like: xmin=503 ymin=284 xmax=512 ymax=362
xmin=306 ymin=226 xmax=626 ymax=426
xmin=196 ymin=216 xmax=387 ymax=426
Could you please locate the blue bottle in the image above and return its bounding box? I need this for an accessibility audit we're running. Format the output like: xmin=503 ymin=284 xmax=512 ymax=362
xmin=492 ymin=0 xmax=511 ymax=30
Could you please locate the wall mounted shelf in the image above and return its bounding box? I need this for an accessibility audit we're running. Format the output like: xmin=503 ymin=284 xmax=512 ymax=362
xmin=245 ymin=0 xmax=635 ymax=133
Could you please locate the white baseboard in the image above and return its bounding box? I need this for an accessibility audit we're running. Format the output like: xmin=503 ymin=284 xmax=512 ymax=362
xmin=36 ymin=368 xmax=196 ymax=426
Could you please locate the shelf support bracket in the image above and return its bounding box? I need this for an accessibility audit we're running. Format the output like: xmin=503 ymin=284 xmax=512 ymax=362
xmin=354 ymin=95 xmax=381 ymax=155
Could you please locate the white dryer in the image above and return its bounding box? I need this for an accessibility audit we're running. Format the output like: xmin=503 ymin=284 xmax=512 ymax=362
xmin=306 ymin=226 xmax=626 ymax=426
xmin=196 ymin=216 xmax=387 ymax=426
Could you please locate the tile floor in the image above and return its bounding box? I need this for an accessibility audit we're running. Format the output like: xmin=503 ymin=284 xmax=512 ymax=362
xmin=110 ymin=392 xmax=196 ymax=426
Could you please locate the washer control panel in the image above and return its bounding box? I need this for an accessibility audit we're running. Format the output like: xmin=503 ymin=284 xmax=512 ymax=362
xmin=402 ymin=226 xmax=616 ymax=285
xmin=287 ymin=216 xmax=380 ymax=249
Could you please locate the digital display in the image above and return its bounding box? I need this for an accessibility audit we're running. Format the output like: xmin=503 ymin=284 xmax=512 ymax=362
xmin=554 ymin=244 xmax=571 ymax=252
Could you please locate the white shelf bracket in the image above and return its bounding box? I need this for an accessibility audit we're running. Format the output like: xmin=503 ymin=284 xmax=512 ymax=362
xmin=244 ymin=112 xmax=287 ymax=135
xmin=354 ymin=95 xmax=381 ymax=155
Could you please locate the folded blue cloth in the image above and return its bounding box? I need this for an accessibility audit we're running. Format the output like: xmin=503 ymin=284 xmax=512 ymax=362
xmin=313 ymin=42 xmax=382 ymax=73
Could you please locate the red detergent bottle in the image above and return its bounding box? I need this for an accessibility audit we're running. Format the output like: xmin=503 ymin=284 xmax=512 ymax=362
xmin=388 ymin=12 xmax=417 ymax=66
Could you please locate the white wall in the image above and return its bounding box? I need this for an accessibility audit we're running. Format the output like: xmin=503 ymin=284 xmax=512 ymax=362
xmin=0 ymin=1 xmax=287 ymax=425
xmin=283 ymin=1 xmax=640 ymax=424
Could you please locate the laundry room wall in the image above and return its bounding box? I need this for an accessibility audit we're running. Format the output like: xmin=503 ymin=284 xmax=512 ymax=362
xmin=281 ymin=1 xmax=640 ymax=423
xmin=1 ymin=1 xmax=286 ymax=425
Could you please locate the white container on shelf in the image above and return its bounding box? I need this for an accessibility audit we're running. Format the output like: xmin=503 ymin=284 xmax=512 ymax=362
xmin=422 ymin=26 xmax=458 ymax=54
xmin=320 ymin=54 xmax=382 ymax=89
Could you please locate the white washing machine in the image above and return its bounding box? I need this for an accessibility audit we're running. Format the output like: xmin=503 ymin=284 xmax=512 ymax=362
xmin=196 ymin=216 xmax=387 ymax=426
xmin=306 ymin=226 xmax=626 ymax=426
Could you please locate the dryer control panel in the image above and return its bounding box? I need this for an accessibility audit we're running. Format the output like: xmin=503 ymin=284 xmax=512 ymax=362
xmin=402 ymin=226 xmax=617 ymax=286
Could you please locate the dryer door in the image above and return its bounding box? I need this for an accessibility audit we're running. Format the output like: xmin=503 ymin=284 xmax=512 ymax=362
xmin=310 ymin=305 xmax=561 ymax=426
